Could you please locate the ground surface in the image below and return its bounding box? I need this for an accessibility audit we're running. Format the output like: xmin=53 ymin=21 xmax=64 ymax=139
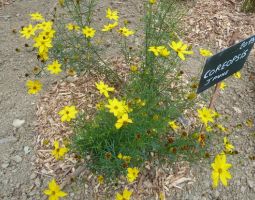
xmin=0 ymin=0 xmax=255 ymax=200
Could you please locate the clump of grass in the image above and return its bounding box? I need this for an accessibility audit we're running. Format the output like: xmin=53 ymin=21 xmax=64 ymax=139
xmin=241 ymin=0 xmax=255 ymax=13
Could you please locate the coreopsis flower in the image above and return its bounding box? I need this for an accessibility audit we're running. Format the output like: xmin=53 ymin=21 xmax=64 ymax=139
xmin=43 ymin=179 xmax=67 ymax=200
xmin=168 ymin=120 xmax=180 ymax=131
xmin=82 ymin=26 xmax=96 ymax=38
xmin=97 ymin=175 xmax=104 ymax=184
xmin=102 ymin=21 xmax=118 ymax=32
xmin=148 ymin=46 xmax=170 ymax=57
xmin=38 ymin=49 xmax=49 ymax=61
xmin=58 ymin=105 xmax=78 ymax=122
xmin=47 ymin=60 xmax=62 ymax=74
xmin=197 ymin=107 xmax=216 ymax=126
xmin=169 ymin=41 xmax=193 ymax=60
xmin=223 ymin=137 xmax=234 ymax=153
xmin=123 ymin=155 xmax=131 ymax=163
xmin=105 ymin=98 xmax=128 ymax=117
xmin=118 ymin=27 xmax=134 ymax=37
xmin=39 ymin=29 xmax=56 ymax=39
xmin=117 ymin=153 xmax=123 ymax=159
xmin=33 ymin=35 xmax=53 ymax=54
xmin=219 ymin=82 xmax=227 ymax=90
xmin=233 ymin=71 xmax=241 ymax=79
xmin=216 ymin=124 xmax=227 ymax=133
xmin=106 ymin=8 xmax=119 ymax=21
xmin=136 ymin=98 xmax=146 ymax=106
xmin=115 ymin=114 xmax=133 ymax=129
xmin=95 ymin=81 xmax=115 ymax=98
xmin=51 ymin=141 xmax=68 ymax=160
xmin=115 ymin=188 xmax=132 ymax=200
xmin=26 ymin=80 xmax=42 ymax=94
xmin=206 ymin=125 xmax=213 ymax=132
xmin=130 ymin=65 xmax=138 ymax=72
xmin=66 ymin=23 xmax=80 ymax=31
xmin=20 ymin=24 xmax=36 ymax=39
xmin=118 ymin=153 xmax=131 ymax=163
xmin=36 ymin=21 xmax=53 ymax=31
xmin=30 ymin=12 xmax=44 ymax=21
xmin=199 ymin=48 xmax=213 ymax=57
xmin=211 ymin=153 xmax=232 ymax=188
xmin=126 ymin=167 xmax=139 ymax=183
xmin=149 ymin=0 xmax=157 ymax=4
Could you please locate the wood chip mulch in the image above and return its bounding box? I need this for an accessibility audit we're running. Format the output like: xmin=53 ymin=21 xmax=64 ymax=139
xmin=183 ymin=0 xmax=255 ymax=50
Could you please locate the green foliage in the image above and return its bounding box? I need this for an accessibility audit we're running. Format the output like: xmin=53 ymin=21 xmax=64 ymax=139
xmin=241 ymin=0 xmax=255 ymax=13
xmin=50 ymin=0 xmax=120 ymax=81
xmin=71 ymin=0 xmax=203 ymax=179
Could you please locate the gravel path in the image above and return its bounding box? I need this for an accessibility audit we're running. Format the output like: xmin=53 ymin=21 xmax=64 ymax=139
xmin=0 ymin=1 xmax=53 ymax=199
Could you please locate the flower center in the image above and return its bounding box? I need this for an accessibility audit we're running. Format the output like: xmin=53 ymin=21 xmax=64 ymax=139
xmin=66 ymin=111 xmax=70 ymax=114
xmin=218 ymin=168 xmax=222 ymax=174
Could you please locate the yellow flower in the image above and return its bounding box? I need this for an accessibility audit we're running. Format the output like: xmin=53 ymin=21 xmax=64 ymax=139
xmin=105 ymin=98 xmax=129 ymax=117
xmin=47 ymin=60 xmax=62 ymax=75
xmin=223 ymin=137 xmax=234 ymax=153
xmin=39 ymin=29 xmax=56 ymax=39
xmin=66 ymin=23 xmax=80 ymax=31
xmin=123 ymin=155 xmax=131 ymax=163
xmin=219 ymin=82 xmax=227 ymax=90
xmin=26 ymin=80 xmax=42 ymax=94
xmin=38 ymin=49 xmax=49 ymax=61
xmin=211 ymin=153 xmax=232 ymax=188
xmin=168 ymin=120 xmax=180 ymax=131
xmin=106 ymin=8 xmax=119 ymax=21
xmin=30 ymin=12 xmax=44 ymax=21
xmin=118 ymin=27 xmax=134 ymax=37
xmin=115 ymin=114 xmax=133 ymax=129
xmin=216 ymin=124 xmax=227 ymax=133
xmin=158 ymin=46 xmax=170 ymax=57
xmin=136 ymin=98 xmax=146 ymax=106
xmin=197 ymin=107 xmax=216 ymax=126
xmin=126 ymin=167 xmax=139 ymax=183
xmin=97 ymin=175 xmax=104 ymax=184
xmin=43 ymin=179 xmax=67 ymax=200
xmin=130 ymin=65 xmax=138 ymax=72
xmin=95 ymin=81 xmax=115 ymax=98
xmin=199 ymin=48 xmax=213 ymax=57
xmin=20 ymin=24 xmax=36 ymax=39
xmin=102 ymin=21 xmax=118 ymax=32
xmin=82 ymin=26 xmax=96 ymax=38
xmin=117 ymin=153 xmax=123 ymax=159
xmin=58 ymin=105 xmax=78 ymax=122
xmin=233 ymin=71 xmax=241 ymax=79
xmin=115 ymin=188 xmax=132 ymax=200
xmin=51 ymin=141 xmax=68 ymax=160
xmin=149 ymin=0 xmax=157 ymax=4
xmin=148 ymin=46 xmax=170 ymax=57
xmin=206 ymin=125 xmax=213 ymax=132
xmin=34 ymin=35 xmax=53 ymax=54
xmin=36 ymin=21 xmax=53 ymax=31
xmin=169 ymin=41 xmax=193 ymax=60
